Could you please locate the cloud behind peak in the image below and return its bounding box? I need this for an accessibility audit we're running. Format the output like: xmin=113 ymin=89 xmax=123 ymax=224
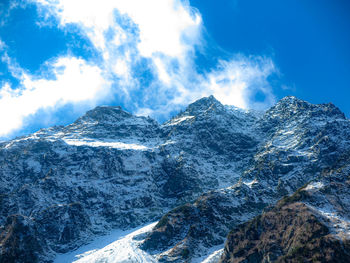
xmin=0 ymin=0 xmax=279 ymax=138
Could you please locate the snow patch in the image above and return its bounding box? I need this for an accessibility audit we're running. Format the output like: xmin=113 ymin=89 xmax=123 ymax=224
xmin=55 ymin=222 xmax=157 ymax=263
xmin=202 ymin=249 xmax=224 ymax=263
xmin=192 ymin=244 xmax=224 ymax=263
xmin=63 ymin=139 xmax=150 ymax=151
xmin=304 ymin=181 xmax=324 ymax=192
xmin=308 ymin=205 xmax=350 ymax=240
xmin=166 ymin=115 xmax=195 ymax=126
xmin=243 ymin=179 xmax=258 ymax=188
xmin=55 ymin=222 xmax=225 ymax=263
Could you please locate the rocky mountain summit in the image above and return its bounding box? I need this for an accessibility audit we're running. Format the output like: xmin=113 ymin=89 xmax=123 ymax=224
xmin=0 ymin=96 xmax=349 ymax=263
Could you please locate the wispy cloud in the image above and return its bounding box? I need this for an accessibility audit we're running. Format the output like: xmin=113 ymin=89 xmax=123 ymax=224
xmin=0 ymin=0 xmax=22 ymax=27
xmin=204 ymin=56 xmax=277 ymax=109
xmin=0 ymin=0 xmax=279 ymax=137
xmin=0 ymin=54 xmax=109 ymax=136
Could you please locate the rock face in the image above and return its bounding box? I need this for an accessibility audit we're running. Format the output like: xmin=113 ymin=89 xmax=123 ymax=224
xmin=141 ymin=96 xmax=350 ymax=261
xmin=220 ymin=160 xmax=350 ymax=263
xmin=0 ymin=95 xmax=350 ymax=262
xmin=0 ymin=96 xmax=260 ymax=262
xmin=0 ymin=215 xmax=43 ymax=263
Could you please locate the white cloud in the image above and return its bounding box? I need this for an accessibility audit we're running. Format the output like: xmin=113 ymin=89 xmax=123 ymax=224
xmin=32 ymin=0 xmax=205 ymax=110
xmin=153 ymin=57 xmax=171 ymax=84
xmin=132 ymin=55 xmax=277 ymax=121
xmin=0 ymin=0 xmax=279 ymax=137
xmin=203 ymin=56 xmax=276 ymax=109
xmin=35 ymin=0 xmax=201 ymax=57
xmin=0 ymin=56 xmax=108 ymax=136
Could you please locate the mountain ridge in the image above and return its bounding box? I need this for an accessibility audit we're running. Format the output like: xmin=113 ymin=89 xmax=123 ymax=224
xmin=0 ymin=95 xmax=349 ymax=263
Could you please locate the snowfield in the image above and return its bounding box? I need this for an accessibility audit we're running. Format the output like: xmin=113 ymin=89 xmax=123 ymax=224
xmin=55 ymin=222 xmax=224 ymax=263
xmin=55 ymin=223 xmax=158 ymax=263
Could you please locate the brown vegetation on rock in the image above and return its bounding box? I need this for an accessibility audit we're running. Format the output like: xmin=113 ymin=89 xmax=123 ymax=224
xmin=220 ymin=202 xmax=350 ymax=263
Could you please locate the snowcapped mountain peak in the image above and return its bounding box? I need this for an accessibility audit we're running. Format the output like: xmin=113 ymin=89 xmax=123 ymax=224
xmin=163 ymin=95 xmax=228 ymax=127
xmin=184 ymin=95 xmax=224 ymax=115
xmin=265 ymin=95 xmax=346 ymax=121
xmin=271 ymin=95 xmax=311 ymax=112
xmin=75 ymin=105 xmax=133 ymax=124
xmin=278 ymin=95 xmax=303 ymax=103
xmin=60 ymin=105 xmax=160 ymax=141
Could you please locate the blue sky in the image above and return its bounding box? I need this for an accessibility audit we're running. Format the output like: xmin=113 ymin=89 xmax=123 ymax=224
xmin=0 ymin=0 xmax=349 ymax=138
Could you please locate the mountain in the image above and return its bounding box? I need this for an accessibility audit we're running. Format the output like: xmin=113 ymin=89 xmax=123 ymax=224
xmin=0 ymin=96 xmax=349 ymax=263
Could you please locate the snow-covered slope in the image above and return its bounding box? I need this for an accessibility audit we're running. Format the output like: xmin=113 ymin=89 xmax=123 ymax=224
xmin=55 ymin=222 xmax=158 ymax=263
xmin=55 ymin=222 xmax=224 ymax=263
